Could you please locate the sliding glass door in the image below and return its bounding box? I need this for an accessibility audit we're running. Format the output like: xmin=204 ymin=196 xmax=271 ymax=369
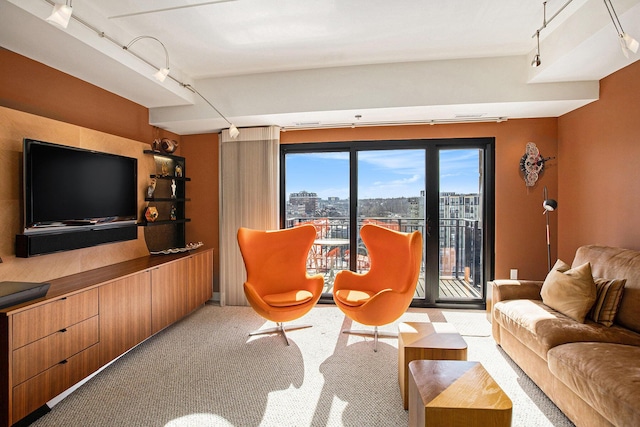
xmin=356 ymin=149 xmax=426 ymax=298
xmin=437 ymin=149 xmax=484 ymax=301
xmin=281 ymin=138 xmax=493 ymax=308
xmin=282 ymin=151 xmax=351 ymax=296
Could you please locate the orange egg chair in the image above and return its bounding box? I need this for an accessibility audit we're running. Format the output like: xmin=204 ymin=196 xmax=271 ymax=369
xmin=237 ymin=225 xmax=324 ymax=345
xmin=333 ymin=224 xmax=423 ymax=351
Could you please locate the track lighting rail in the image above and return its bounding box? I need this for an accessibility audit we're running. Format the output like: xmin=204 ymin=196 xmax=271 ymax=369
xmin=42 ymin=0 xmax=239 ymax=137
xmin=531 ymin=0 xmax=574 ymax=38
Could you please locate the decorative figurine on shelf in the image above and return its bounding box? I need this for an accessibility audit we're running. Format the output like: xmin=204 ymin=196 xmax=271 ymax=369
xmin=170 ymin=205 xmax=177 ymax=221
xmin=171 ymin=179 xmax=177 ymax=199
xmin=151 ymin=138 xmax=162 ymax=152
xmin=160 ymin=138 xmax=178 ymax=154
xmin=161 ymin=160 xmax=170 ymax=177
xmin=146 ymin=178 xmax=157 ymax=198
xmin=175 ymin=164 xmax=183 ymax=178
xmin=144 ymin=206 xmax=159 ymax=222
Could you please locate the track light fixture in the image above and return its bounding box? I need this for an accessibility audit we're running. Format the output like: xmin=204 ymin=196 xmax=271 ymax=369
xmin=531 ymin=1 xmax=550 ymax=67
xmin=124 ymin=36 xmax=170 ymax=82
xmin=532 ymin=30 xmax=542 ymax=67
xmin=531 ymin=0 xmax=638 ymax=66
xmin=40 ymin=2 xmax=238 ymax=136
xmin=228 ymin=124 xmax=240 ymax=139
xmin=183 ymin=84 xmax=240 ymax=139
xmin=46 ymin=1 xmax=73 ymax=28
xmin=603 ymin=0 xmax=639 ymax=58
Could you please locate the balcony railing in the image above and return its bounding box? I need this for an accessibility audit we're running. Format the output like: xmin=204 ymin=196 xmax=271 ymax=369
xmin=287 ymin=216 xmax=483 ymax=300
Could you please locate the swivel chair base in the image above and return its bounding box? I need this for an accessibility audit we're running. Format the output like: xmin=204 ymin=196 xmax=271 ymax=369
xmin=249 ymin=322 xmax=312 ymax=346
xmin=342 ymin=326 xmax=398 ymax=352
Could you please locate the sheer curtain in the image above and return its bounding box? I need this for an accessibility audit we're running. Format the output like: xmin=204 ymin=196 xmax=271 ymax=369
xmin=219 ymin=126 xmax=280 ymax=306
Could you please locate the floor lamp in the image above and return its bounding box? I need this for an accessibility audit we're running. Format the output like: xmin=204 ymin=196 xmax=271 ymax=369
xmin=543 ymin=186 xmax=558 ymax=271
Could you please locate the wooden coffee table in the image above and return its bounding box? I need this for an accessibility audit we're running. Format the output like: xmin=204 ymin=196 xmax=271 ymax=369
xmin=398 ymin=322 xmax=468 ymax=409
xmin=408 ymin=360 xmax=512 ymax=427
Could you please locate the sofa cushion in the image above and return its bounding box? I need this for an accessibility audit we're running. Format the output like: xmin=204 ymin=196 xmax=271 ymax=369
xmin=494 ymin=299 xmax=640 ymax=360
xmin=548 ymin=342 xmax=640 ymax=427
xmin=588 ymin=277 xmax=626 ymax=327
xmin=573 ymin=245 xmax=640 ymax=334
xmin=551 ymin=258 xmax=571 ymax=272
xmin=541 ymin=262 xmax=597 ymax=323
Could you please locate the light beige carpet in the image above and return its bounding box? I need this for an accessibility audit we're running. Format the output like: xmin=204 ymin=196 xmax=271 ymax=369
xmin=30 ymin=304 xmax=574 ymax=427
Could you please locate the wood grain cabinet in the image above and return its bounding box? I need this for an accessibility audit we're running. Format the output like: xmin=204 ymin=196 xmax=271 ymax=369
xmin=150 ymin=249 xmax=213 ymax=335
xmin=0 ymin=248 xmax=214 ymax=427
xmin=9 ymin=289 xmax=101 ymax=423
xmin=151 ymin=259 xmax=189 ymax=334
xmin=187 ymin=250 xmax=214 ymax=312
xmin=99 ymin=272 xmax=152 ymax=365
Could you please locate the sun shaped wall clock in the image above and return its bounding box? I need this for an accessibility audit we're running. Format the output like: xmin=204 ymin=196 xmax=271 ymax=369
xmin=520 ymin=142 xmax=554 ymax=187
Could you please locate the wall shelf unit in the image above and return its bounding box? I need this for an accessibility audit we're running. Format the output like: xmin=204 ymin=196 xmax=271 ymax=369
xmin=142 ymin=219 xmax=191 ymax=226
xmin=144 ymin=198 xmax=191 ymax=202
xmin=141 ymin=150 xmax=190 ymax=251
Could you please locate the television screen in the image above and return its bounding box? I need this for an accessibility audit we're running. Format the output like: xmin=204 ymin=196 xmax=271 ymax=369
xmin=24 ymin=139 xmax=138 ymax=231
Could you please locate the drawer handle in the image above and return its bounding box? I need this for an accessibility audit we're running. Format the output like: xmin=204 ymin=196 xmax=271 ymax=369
xmin=58 ymin=359 xmax=68 ymax=365
xmin=57 ymin=297 xmax=68 ymax=301
xmin=58 ymin=328 xmax=67 ymax=333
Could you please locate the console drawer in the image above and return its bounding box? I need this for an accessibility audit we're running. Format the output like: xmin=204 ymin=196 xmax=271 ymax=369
xmin=12 ymin=289 xmax=99 ymax=348
xmin=12 ymin=343 xmax=101 ymax=423
xmin=12 ymin=315 xmax=99 ymax=385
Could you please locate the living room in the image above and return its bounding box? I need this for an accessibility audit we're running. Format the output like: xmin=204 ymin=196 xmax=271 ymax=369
xmin=1 ymin=1 xmax=639 ymax=426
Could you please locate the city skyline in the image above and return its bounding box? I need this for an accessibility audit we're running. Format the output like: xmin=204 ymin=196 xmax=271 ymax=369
xmin=285 ymin=149 xmax=481 ymax=200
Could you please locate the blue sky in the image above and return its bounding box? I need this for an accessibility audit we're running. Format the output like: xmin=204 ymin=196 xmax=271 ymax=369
xmin=285 ymin=149 xmax=481 ymax=200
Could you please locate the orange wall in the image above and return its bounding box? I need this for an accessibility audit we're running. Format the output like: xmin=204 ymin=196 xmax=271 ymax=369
xmin=0 ymin=106 xmax=153 ymax=283
xmin=181 ymin=133 xmax=220 ymax=291
xmin=3 ymin=46 xmax=638 ymax=286
xmin=0 ymin=48 xmax=181 ymax=143
xmin=281 ymin=119 xmax=559 ymax=281
xmin=557 ymin=60 xmax=640 ymax=260
xmin=0 ymin=48 xmax=217 ymax=287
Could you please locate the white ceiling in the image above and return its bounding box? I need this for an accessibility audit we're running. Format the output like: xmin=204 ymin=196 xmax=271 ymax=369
xmin=2 ymin=0 xmax=640 ymax=134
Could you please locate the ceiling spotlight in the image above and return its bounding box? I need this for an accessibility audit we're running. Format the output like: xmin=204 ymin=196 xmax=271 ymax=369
xmin=228 ymin=124 xmax=240 ymax=139
xmin=531 ymin=30 xmax=542 ymax=67
xmin=604 ymin=0 xmax=639 ymax=58
xmin=124 ymin=36 xmax=170 ymax=82
xmin=153 ymin=68 xmax=170 ymax=82
xmin=619 ymin=32 xmax=639 ymax=58
xmin=46 ymin=1 xmax=73 ymax=29
xmin=531 ymin=54 xmax=541 ymax=67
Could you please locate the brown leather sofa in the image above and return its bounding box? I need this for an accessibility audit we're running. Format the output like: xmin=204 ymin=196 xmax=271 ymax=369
xmin=490 ymin=245 xmax=640 ymax=427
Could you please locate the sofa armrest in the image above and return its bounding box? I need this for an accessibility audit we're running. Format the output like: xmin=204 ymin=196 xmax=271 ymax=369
xmin=490 ymin=279 xmax=543 ymax=304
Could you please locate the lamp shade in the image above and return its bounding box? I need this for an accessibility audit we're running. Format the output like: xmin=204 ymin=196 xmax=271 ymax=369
xmin=543 ymin=199 xmax=558 ymax=212
xmin=531 ymin=54 xmax=541 ymax=67
xmin=153 ymin=67 xmax=170 ymax=82
xmin=228 ymin=125 xmax=240 ymax=139
xmin=46 ymin=4 xmax=73 ymax=28
xmin=621 ymin=33 xmax=639 ymax=56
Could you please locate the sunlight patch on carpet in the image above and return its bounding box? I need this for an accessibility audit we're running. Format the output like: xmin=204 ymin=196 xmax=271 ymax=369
xmin=165 ymin=413 xmax=234 ymax=427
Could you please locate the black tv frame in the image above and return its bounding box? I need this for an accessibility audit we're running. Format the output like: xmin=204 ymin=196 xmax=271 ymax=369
xmin=16 ymin=139 xmax=139 ymax=257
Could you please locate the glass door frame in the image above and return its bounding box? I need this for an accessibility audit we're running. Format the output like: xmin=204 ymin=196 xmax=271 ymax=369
xmin=280 ymin=138 xmax=494 ymax=309
xmin=421 ymin=140 xmax=495 ymax=309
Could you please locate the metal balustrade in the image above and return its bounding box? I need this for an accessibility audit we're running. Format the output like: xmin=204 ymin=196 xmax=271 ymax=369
xmin=287 ymin=216 xmax=482 ymax=300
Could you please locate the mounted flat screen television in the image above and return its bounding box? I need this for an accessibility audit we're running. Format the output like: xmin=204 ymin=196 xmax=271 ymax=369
xmin=23 ymin=138 xmax=138 ymax=233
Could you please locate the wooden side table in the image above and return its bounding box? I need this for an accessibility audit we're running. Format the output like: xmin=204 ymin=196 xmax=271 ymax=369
xmin=408 ymin=360 xmax=512 ymax=427
xmin=398 ymin=322 xmax=468 ymax=409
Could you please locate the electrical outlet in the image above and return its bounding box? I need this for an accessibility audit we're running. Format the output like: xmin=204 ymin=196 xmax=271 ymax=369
xmin=510 ymin=269 xmax=518 ymax=280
